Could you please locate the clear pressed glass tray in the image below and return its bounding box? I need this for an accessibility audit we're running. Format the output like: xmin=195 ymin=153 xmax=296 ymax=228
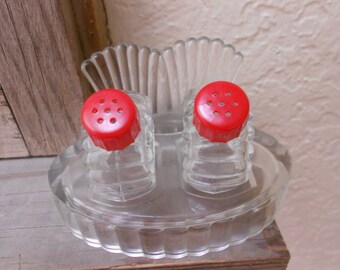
xmin=49 ymin=112 xmax=290 ymax=259
xmin=49 ymin=38 xmax=291 ymax=258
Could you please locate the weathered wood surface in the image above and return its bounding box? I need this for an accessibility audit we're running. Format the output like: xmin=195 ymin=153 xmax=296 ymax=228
xmin=0 ymin=89 xmax=29 ymax=158
xmin=0 ymin=0 xmax=86 ymax=156
xmin=0 ymin=157 xmax=290 ymax=270
xmin=59 ymin=0 xmax=92 ymax=100
xmin=71 ymin=0 xmax=110 ymax=58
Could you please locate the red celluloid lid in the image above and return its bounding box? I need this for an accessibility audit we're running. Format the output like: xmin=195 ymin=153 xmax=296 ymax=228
xmin=81 ymin=89 xmax=141 ymax=151
xmin=193 ymin=81 xmax=250 ymax=143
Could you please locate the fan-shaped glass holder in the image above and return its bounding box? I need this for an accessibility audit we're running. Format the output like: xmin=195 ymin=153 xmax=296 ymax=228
xmin=49 ymin=37 xmax=291 ymax=259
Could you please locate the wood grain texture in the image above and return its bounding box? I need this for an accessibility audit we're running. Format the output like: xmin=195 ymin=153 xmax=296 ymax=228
xmin=0 ymin=157 xmax=290 ymax=270
xmin=71 ymin=0 xmax=110 ymax=58
xmin=60 ymin=0 xmax=92 ymax=99
xmin=0 ymin=0 xmax=85 ymax=156
xmin=0 ymin=89 xmax=29 ymax=158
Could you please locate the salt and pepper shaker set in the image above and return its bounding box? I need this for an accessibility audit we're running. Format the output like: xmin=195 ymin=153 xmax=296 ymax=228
xmin=81 ymin=81 xmax=253 ymax=202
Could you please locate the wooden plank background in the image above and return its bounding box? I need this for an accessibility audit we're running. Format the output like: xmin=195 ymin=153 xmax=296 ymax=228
xmin=0 ymin=0 xmax=87 ymax=156
xmin=70 ymin=0 xmax=109 ymax=58
xmin=0 ymin=88 xmax=29 ymax=158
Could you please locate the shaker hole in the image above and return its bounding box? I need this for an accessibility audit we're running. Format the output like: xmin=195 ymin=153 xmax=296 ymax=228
xmin=99 ymin=99 xmax=105 ymax=103
xmin=97 ymin=118 xmax=104 ymax=124
xmin=112 ymin=99 xmax=118 ymax=103
xmin=219 ymin=101 xmax=225 ymax=106
xmin=225 ymin=112 xmax=232 ymax=117
xmin=225 ymin=92 xmax=231 ymax=96
xmin=118 ymin=108 xmax=123 ymax=114
xmin=213 ymin=111 xmax=219 ymax=116
xmin=212 ymin=92 xmax=219 ymax=97
xmin=233 ymin=101 xmax=238 ymax=106
xmin=104 ymin=108 xmax=110 ymax=113
xmin=110 ymin=118 xmax=116 ymax=124
xmin=207 ymin=101 xmax=212 ymax=106
xmin=92 ymin=108 xmax=98 ymax=114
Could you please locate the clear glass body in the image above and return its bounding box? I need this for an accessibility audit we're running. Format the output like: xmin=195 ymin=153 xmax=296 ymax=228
xmin=81 ymin=37 xmax=243 ymax=114
xmin=49 ymin=113 xmax=290 ymax=259
xmin=182 ymin=90 xmax=254 ymax=193
xmin=48 ymin=37 xmax=291 ymax=259
xmin=81 ymin=91 xmax=155 ymax=203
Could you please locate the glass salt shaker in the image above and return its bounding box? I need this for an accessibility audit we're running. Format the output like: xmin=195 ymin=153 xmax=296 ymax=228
xmin=182 ymin=81 xmax=254 ymax=193
xmin=81 ymin=88 xmax=155 ymax=203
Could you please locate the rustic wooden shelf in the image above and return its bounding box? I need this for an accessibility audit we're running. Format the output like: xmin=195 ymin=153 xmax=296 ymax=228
xmin=0 ymin=157 xmax=290 ymax=270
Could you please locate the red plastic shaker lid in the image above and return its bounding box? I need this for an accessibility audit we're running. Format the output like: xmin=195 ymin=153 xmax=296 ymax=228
xmin=81 ymin=89 xmax=141 ymax=151
xmin=193 ymin=81 xmax=250 ymax=143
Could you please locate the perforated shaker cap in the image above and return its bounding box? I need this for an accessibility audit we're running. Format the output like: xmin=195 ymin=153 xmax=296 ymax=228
xmin=193 ymin=81 xmax=250 ymax=143
xmin=81 ymin=89 xmax=141 ymax=151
